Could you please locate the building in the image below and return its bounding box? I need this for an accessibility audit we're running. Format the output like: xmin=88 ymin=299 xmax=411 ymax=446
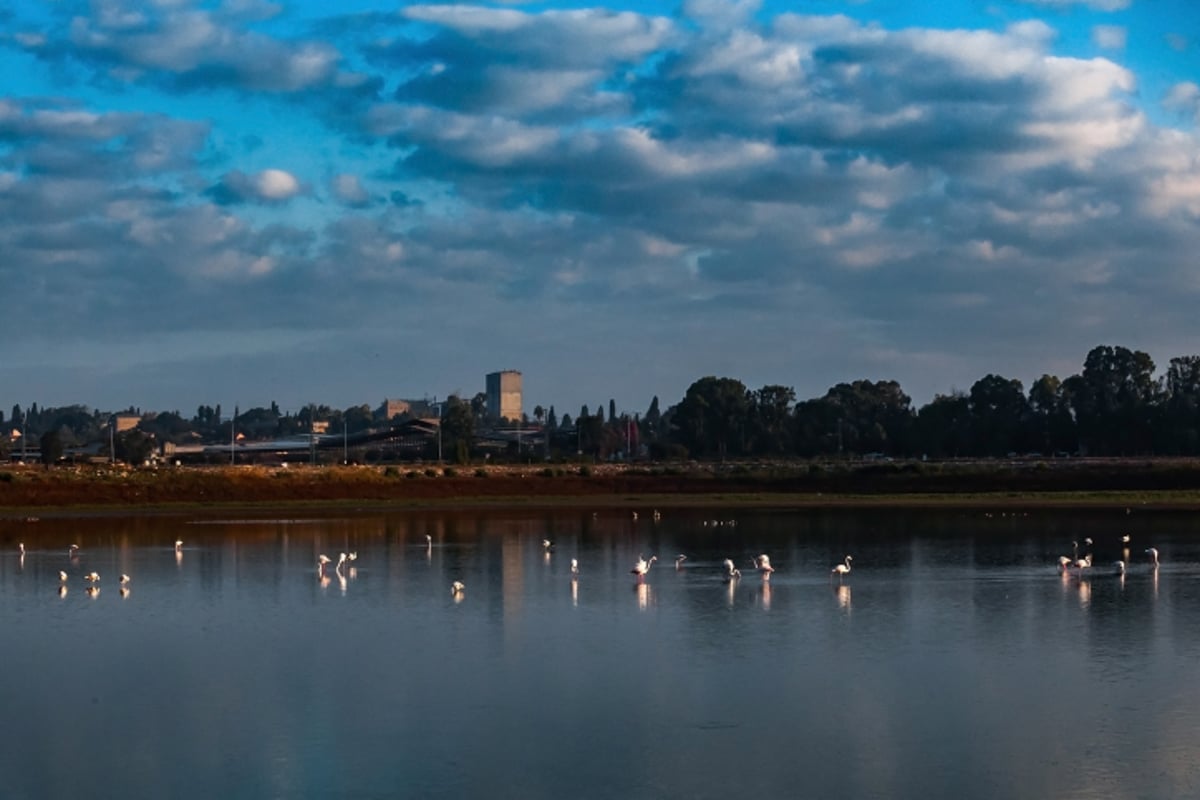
xmin=486 ymin=370 xmax=523 ymax=422
xmin=379 ymin=398 xmax=436 ymax=421
xmin=113 ymin=413 xmax=141 ymax=433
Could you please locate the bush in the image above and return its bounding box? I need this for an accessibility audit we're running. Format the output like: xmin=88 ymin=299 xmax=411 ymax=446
xmin=578 ymin=465 xmax=592 ymax=477
xmin=0 ymin=472 xmax=12 ymax=483
xmin=443 ymin=467 xmax=458 ymax=477
xmin=424 ymin=468 xmax=437 ymax=478
xmin=405 ymin=470 xmax=420 ymax=479
xmin=539 ymin=467 xmax=555 ymax=478
xmin=384 ymin=466 xmax=401 ymax=478
xmin=474 ymin=468 xmax=488 ymax=478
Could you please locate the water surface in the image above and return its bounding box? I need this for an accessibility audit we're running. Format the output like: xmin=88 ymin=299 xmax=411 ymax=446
xmin=2 ymin=507 xmax=1200 ymax=799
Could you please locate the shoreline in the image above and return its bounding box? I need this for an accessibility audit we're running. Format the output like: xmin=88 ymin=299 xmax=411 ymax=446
xmin=4 ymin=461 xmax=1200 ymax=516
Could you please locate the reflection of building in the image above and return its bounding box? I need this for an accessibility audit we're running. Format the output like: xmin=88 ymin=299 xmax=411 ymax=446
xmin=486 ymin=371 xmax=522 ymax=421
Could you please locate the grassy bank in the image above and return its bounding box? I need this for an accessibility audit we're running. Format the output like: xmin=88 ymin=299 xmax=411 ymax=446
xmin=4 ymin=458 xmax=1200 ymax=513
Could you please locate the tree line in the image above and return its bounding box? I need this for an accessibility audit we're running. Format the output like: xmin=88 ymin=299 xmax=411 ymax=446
xmin=5 ymin=345 xmax=1200 ymax=464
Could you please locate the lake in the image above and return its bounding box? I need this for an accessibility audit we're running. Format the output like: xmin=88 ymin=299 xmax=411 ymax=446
xmin=2 ymin=505 xmax=1200 ymax=799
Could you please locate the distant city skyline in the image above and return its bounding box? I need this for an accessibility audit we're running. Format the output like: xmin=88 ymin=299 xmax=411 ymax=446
xmin=3 ymin=1 xmax=1200 ymax=417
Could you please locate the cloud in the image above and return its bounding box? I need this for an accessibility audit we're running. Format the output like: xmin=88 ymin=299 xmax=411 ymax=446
xmin=1092 ymin=25 xmax=1126 ymax=50
xmin=1016 ymin=0 xmax=1130 ymax=10
xmin=1164 ymin=81 xmax=1200 ymax=124
xmin=13 ymin=0 xmax=377 ymax=96
xmin=329 ymin=173 xmax=374 ymax=208
xmin=207 ymin=168 xmax=303 ymax=204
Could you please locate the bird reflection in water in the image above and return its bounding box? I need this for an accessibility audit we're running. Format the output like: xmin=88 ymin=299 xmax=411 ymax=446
xmin=726 ymin=577 xmax=737 ymax=608
xmin=120 ymin=586 xmax=130 ymax=599
xmin=836 ymin=584 xmax=851 ymax=612
xmin=337 ymin=570 xmax=348 ymax=595
xmin=571 ymin=577 xmax=579 ymax=607
xmin=1076 ymin=579 xmax=1091 ymax=608
xmin=759 ymin=581 xmax=771 ymax=610
xmin=635 ymin=582 xmax=650 ymax=610
xmin=86 ymin=586 xmax=100 ymax=599
xmin=318 ymin=573 xmax=331 ymax=590
xmin=58 ymin=585 xmax=68 ymax=599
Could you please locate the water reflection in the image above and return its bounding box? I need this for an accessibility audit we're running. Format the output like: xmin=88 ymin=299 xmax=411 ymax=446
xmin=3 ymin=507 xmax=1200 ymax=799
xmin=835 ymin=584 xmax=851 ymax=613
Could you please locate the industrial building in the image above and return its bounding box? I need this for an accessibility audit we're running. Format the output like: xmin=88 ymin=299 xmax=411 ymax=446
xmin=486 ymin=370 xmax=523 ymax=422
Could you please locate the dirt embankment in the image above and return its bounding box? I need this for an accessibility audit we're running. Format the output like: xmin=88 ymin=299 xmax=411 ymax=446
xmin=5 ymin=459 xmax=1200 ymax=512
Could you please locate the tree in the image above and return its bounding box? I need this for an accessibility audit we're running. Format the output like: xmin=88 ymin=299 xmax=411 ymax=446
xmin=750 ymin=384 xmax=796 ymax=455
xmin=441 ymin=396 xmax=475 ymax=463
xmin=114 ymin=430 xmax=154 ymax=465
xmin=1065 ymin=345 xmax=1159 ymax=455
xmin=1160 ymin=356 xmax=1200 ymax=454
xmin=670 ymin=377 xmax=751 ymax=459
xmin=39 ymin=430 xmax=63 ymax=466
xmin=1028 ymin=374 xmax=1076 ymax=455
xmin=915 ymin=393 xmax=971 ymax=458
xmin=967 ymin=374 xmax=1028 ymax=456
xmin=533 ymin=405 xmax=545 ymax=426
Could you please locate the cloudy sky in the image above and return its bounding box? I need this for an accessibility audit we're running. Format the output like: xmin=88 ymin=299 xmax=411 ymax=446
xmin=2 ymin=0 xmax=1200 ymax=418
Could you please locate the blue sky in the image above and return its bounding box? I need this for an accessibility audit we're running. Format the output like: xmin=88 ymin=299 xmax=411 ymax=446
xmin=2 ymin=0 xmax=1200 ymax=419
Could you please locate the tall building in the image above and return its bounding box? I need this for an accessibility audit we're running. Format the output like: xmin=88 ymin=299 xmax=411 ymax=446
xmin=486 ymin=370 xmax=523 ymax=422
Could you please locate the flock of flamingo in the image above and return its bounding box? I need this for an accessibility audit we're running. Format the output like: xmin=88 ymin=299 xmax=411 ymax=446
xmin=1056 ymin=535 xmax=1160 ymax=578
xmin=14 ymin=538 xmax=185 ymax=597
xmin=11 ymin=520 xmax=1163 ymax=601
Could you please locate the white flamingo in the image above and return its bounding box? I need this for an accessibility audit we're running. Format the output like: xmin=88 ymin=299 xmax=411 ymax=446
xmin=318 ymin=554 xmax=331 ymax=574
xmin=542 ymin=539 xmax=554 ymax=551
xmin=451 ymin=581 xmax=465 ymax=595
xmin=1074 ymin=554 xmax=1093 ymax=577
xmin=832 ymin=555 xmax=853 ymax=581
xmin=336 ymin=552 xmax=347 ymax=571
xmin=754 ymin=554 xmax=775 ymax=576
xmin=17 ymin=542 xmax=24 ymax=555
xmin=723 ymin=558 xmax=741 ymax=580
xmin=631 ymin=555 xmax=657 ymax=580
xmin=675 ymin=554 xmax=687 ymax=569
xmin=1112 ymin=560 xmax=1126 ymax=576
xmin=59 ymin=570 xmax=68 ymax=582
xmin=1146 ymin=547 xmax=1160 ymax=568
xmin=68 ymin=544 xmax=80 ymax=557
xmin=175 ymin=539 xmax=183 ymax=552
xmin=571 ymin=558 xmax=579 ymax=577
xmin=84 ymin=571 xmax=100 ymax=583
xmin=425 ymin=534 xmax=432 ymax=546
xmin=1057 ymin=556 xmax=1072 ymax=573
xmin=120 ymin=574 xmax=131 ymax=585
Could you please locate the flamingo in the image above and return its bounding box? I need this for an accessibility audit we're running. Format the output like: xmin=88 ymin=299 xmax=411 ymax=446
xmin=120 ymin=574 xmax=131 ymax=585
xmin=1074 ymin=554 xmax=1093 ymax=577
xmin=571 ymin=558 xmax=579 ymax=577
xmin=631 ymin=555 xmax=657 ymax=580
xmin=175 ymin=539 xmax=183 ymax=552
xmin=347 ymin=552 xmax=358 ymax=563
xmin=1057 ymin=556 xmax=1072 ymax=573
xmin=68 ymin=544 xmax=80 ymax=557
xmin=754 ymin=554 xmax=775 ymax=576
xmin=832 ymin=555 xmax=853 ymax=581
xmin=1146 ymin=547 xmax=1160 ymax=568
xmin=451 ymin=581 xmax=465 ymax=595
xmin=336 ymin=553 xmax=348 ymax=572
xmin=425 ymin=534 xmax=432 ymax=546
xmin=17 ymin=542 xmax=24 ymax=555
xmin=59 ymin=570 xmax=68 ymax=583
xmin=542 ymin=539 xmax=554 ymax=551
xmin=318 ymin=554 xmax=331 ymax=574
xmin=1121 ymin=534 xmax=1131 ymax=545
xmin=84 ymin=572 xmax=100 ymax=583
xmin=1113 ymin=560 xmax=1126 ymax=576
xmin=675 ymin=554 xmax=687 ymax=569
xmin=723 ymin=558 xmax=741 ymax=580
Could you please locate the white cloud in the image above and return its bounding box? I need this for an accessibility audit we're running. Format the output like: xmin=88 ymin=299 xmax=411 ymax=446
xmin=1092 ymin=25 xmax=1126 ymax=50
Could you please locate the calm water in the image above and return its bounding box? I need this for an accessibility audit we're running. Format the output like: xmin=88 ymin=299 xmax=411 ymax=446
xmin=3 ymin=506 xmax=1200 ymax=799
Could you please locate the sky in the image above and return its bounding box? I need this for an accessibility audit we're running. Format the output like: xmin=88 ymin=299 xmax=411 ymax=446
xmin=2 ymin=0 xmax=1200 ymax=419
